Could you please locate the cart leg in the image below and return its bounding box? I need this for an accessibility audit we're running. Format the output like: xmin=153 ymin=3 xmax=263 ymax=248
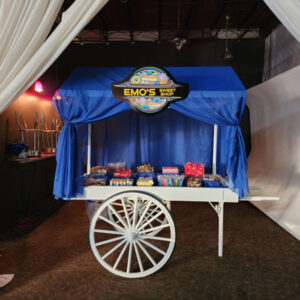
xmin=208 ymin=201 xmax=225 ymax=257
xmin=218 ymin=202 xmax=224 ymax=257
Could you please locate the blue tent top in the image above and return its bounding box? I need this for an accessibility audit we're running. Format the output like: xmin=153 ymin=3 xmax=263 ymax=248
xmin=52 ymin=66 xmax=248 ymax=199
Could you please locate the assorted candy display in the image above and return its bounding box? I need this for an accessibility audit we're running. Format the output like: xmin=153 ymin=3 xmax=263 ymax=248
xmin=203 ymin=174 xmax=227 ymax=186
xmin=90 ymin=166 xmax=108 ymax=174
xmin=107 ymin=162 xmax=126 ymax=174
xmin=137 ymin=163 xmax=154 ymax=173
xmin=84 ymin=162 xmax=226 ymax=188
xmin=110 ymin=178 xmax=134 ymax=186
xmin=136 ymin=177 xmax=154 ymax=186
xmin=157 ymin=174 xmax=185 ymax=187
xmin=184 ymin=162 xmax=204 ymax=177
xmin=84 ymin=175 xmax=106 ymax=186
xmin=186 ymin=177 xmax=202 ymax=187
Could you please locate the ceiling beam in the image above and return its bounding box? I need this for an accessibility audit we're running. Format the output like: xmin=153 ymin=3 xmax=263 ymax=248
xmin=213 ymin=0 xmax=232 ymax=37
xmin=237 ymin=2 xmax=265 ymax=40
xmin=184 ymin=0 xmax=201 ymax=39
xmin=96 ymin=14 xmax=109 ymax=45
xmin=75 ymin=34 xmax=84 ymax=45
xmin=123 ymin=0 xmax=134 ymax=44
xmin=238 ymin=1 xmax=261 ymax=29
xmin=158 ymin=0 xmax=163 ymax=42
xmin=259 ymin=12 xmax=280 ymax=38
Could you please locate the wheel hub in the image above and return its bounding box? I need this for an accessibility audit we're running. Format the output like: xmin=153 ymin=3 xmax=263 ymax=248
xmin=126 ymin=230 xmax=138 ymax=242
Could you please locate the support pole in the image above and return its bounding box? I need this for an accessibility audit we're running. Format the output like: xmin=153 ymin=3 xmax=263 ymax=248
xmin=213 ymin=124 xmax=218 ymax=175
xmin=218 ymin=201 xmax=224 ymax=257
xmin=87 ymin=123 xmax=91 ymax=174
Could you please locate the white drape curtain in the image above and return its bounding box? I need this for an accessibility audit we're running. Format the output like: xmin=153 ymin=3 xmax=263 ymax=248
xmin=0 ymin=0 xmax=109 ymax=113
xmin=248 ymin=65 xmax=300 ymax=240
xmin=264 ymin=0 xmax=300 ymax=43
xmin=263 ymin=24 xmax=300 ymax=81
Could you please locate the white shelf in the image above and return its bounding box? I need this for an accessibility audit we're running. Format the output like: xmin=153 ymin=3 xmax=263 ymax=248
xmin=70 ymin=185 xmax=239 ymax=203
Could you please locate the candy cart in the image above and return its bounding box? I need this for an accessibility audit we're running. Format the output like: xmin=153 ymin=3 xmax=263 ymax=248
xmin=52 ymin=66 xmax=278 ymax=278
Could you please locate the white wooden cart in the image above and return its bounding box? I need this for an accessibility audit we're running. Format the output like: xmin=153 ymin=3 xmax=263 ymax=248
xmin=70 ymin=124 xmax=279 ymax=278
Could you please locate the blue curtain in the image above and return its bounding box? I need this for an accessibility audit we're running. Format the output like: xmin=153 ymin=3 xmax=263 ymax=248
xmin=76 ymin=110 xmax=215 ymax=172
xmin=52 ymin=67 xmax=248 ymax=199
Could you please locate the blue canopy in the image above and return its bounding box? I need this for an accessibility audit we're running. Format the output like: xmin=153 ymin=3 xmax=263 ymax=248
xmin=52 ymin=66 xmax=248 ymax=199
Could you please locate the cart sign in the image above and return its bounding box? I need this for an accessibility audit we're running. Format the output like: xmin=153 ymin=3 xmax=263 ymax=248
xmin=111 ymin=66 xmax=189 ymax=114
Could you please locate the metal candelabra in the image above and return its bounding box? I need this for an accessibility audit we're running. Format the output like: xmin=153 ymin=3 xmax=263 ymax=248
xmin=15 ymin=111 xmax=63 ymax=157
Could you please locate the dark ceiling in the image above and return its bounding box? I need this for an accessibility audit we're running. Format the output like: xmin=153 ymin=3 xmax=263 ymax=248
xmin=61 ymin=0 xmax=280 ymax=43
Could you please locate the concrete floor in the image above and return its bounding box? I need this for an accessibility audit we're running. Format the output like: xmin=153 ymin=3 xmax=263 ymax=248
xmin=0 ymin=200 xmax=299 ymax=300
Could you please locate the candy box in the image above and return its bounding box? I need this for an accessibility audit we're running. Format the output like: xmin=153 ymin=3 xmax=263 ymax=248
xmin=136 ymin=177 xmax=154 ymax=186
xmin=157 ymin=174 xmax=185 ymax=187
xmin=90 ymin=166 xmax=108 ymax=174
xmin=203 ymin=174 xmax=227 ymax=186
xmin=186 ymin=177 xmax=202 ymax=187
xmin=107 ymin=162 xmax=126 ymax=174
xmin=84 ymin=175 xmax=107 ymax=186
xmin=184 ymin=162 xmax=204 ymax=177
xmin=110 ymin=178 xmax=134 ymax=186
xmin=162 ymin=167 xmax=179 ymax=174
xmin=114 ymin=169 xmax=132 ymax=177
xmin=137 ymin=163 xmax=154 ymax=173
xmin=136 ymin=172 xmax=156 ymax=178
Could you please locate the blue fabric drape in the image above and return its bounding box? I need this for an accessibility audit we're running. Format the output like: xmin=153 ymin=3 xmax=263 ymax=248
xmin=76 ymin=110 xmax=215 ymax=173
xmin=52 ymin=67 xmax=248 ymax=199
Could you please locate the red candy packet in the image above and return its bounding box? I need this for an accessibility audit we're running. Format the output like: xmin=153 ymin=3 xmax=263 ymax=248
xmin=114 ymin=169 xmax=132 ymax=177
xmin=184 ymin=162 xmax=204 ymax=177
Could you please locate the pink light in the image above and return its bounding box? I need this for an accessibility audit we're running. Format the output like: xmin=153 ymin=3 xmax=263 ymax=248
xmin=54 ymin=90 xmax=61 ymax=99
xmin=34 ymin=81 xmax=43 ymax=93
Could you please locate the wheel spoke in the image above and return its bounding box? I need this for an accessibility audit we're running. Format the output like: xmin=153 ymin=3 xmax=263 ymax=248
xmin=138 ymin=211 xmax=164 ymax=231
xmin=133 ymin=242 xmax=144 ymax=272
xmin=121 ymin=198 xmax=131 ymax=227
xmin=144 ymin=206 xmax=160 ymax=220
xmin=94 ymin=229 xmax=124 ymax=235
xmin=129 ymin=214 xmax=133 ymax=222
xmin=141 ymin=212 xmax=154 ymax=228
xmin=140 ymin=224 xmax=170 ymax=234
xmin=114 ymin=209 xmax=126 ymax=213
xmin=132 ymin=198 xmax=138 ymax=229
xmin=111 ymin=203 xmax=123 ymax=207
xmin=139 ymin=239 xmax=166 ymax=255
xmin=113 ymin=241 xmax=129 ymax=269
xmin=127 ymin=242 xmax=133 ymax=273
xmin=108 ymin=205 xmax=128 ymax=229
xmin=140 ymin=235 xmax=174 ymax=242
xmin=125 ymin=199 xmax=135 ymax=207
xmin=102 ymin=239 xmax=127 ymax=260
xmin=135 ymin=200 xmax=152 ymax=229
xmin=99 ymin=216 xmax=126 ymax=232
xmin=110 ymin=202 xmax=132 ymax=209
xmin=95 ymin=235 xmax=125 ymax=247
xmin=138 ymin=206 xmax=161 ymax=228
xmin=154 ymin=217 xmax=164 ymax=224
xmin=109 ymin=210 xmax=133 ymax=225
xmin=136 ymin=240 xmax=156 ymax=266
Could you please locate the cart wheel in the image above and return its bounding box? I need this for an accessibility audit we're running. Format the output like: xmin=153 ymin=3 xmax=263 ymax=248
xmin=90 ymin=192 xmax=176 ymax=278
xmin=164 ymin=200 xmax=171 ymax=210
xmin=107 ymin=198 xmax=171 ymax=236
